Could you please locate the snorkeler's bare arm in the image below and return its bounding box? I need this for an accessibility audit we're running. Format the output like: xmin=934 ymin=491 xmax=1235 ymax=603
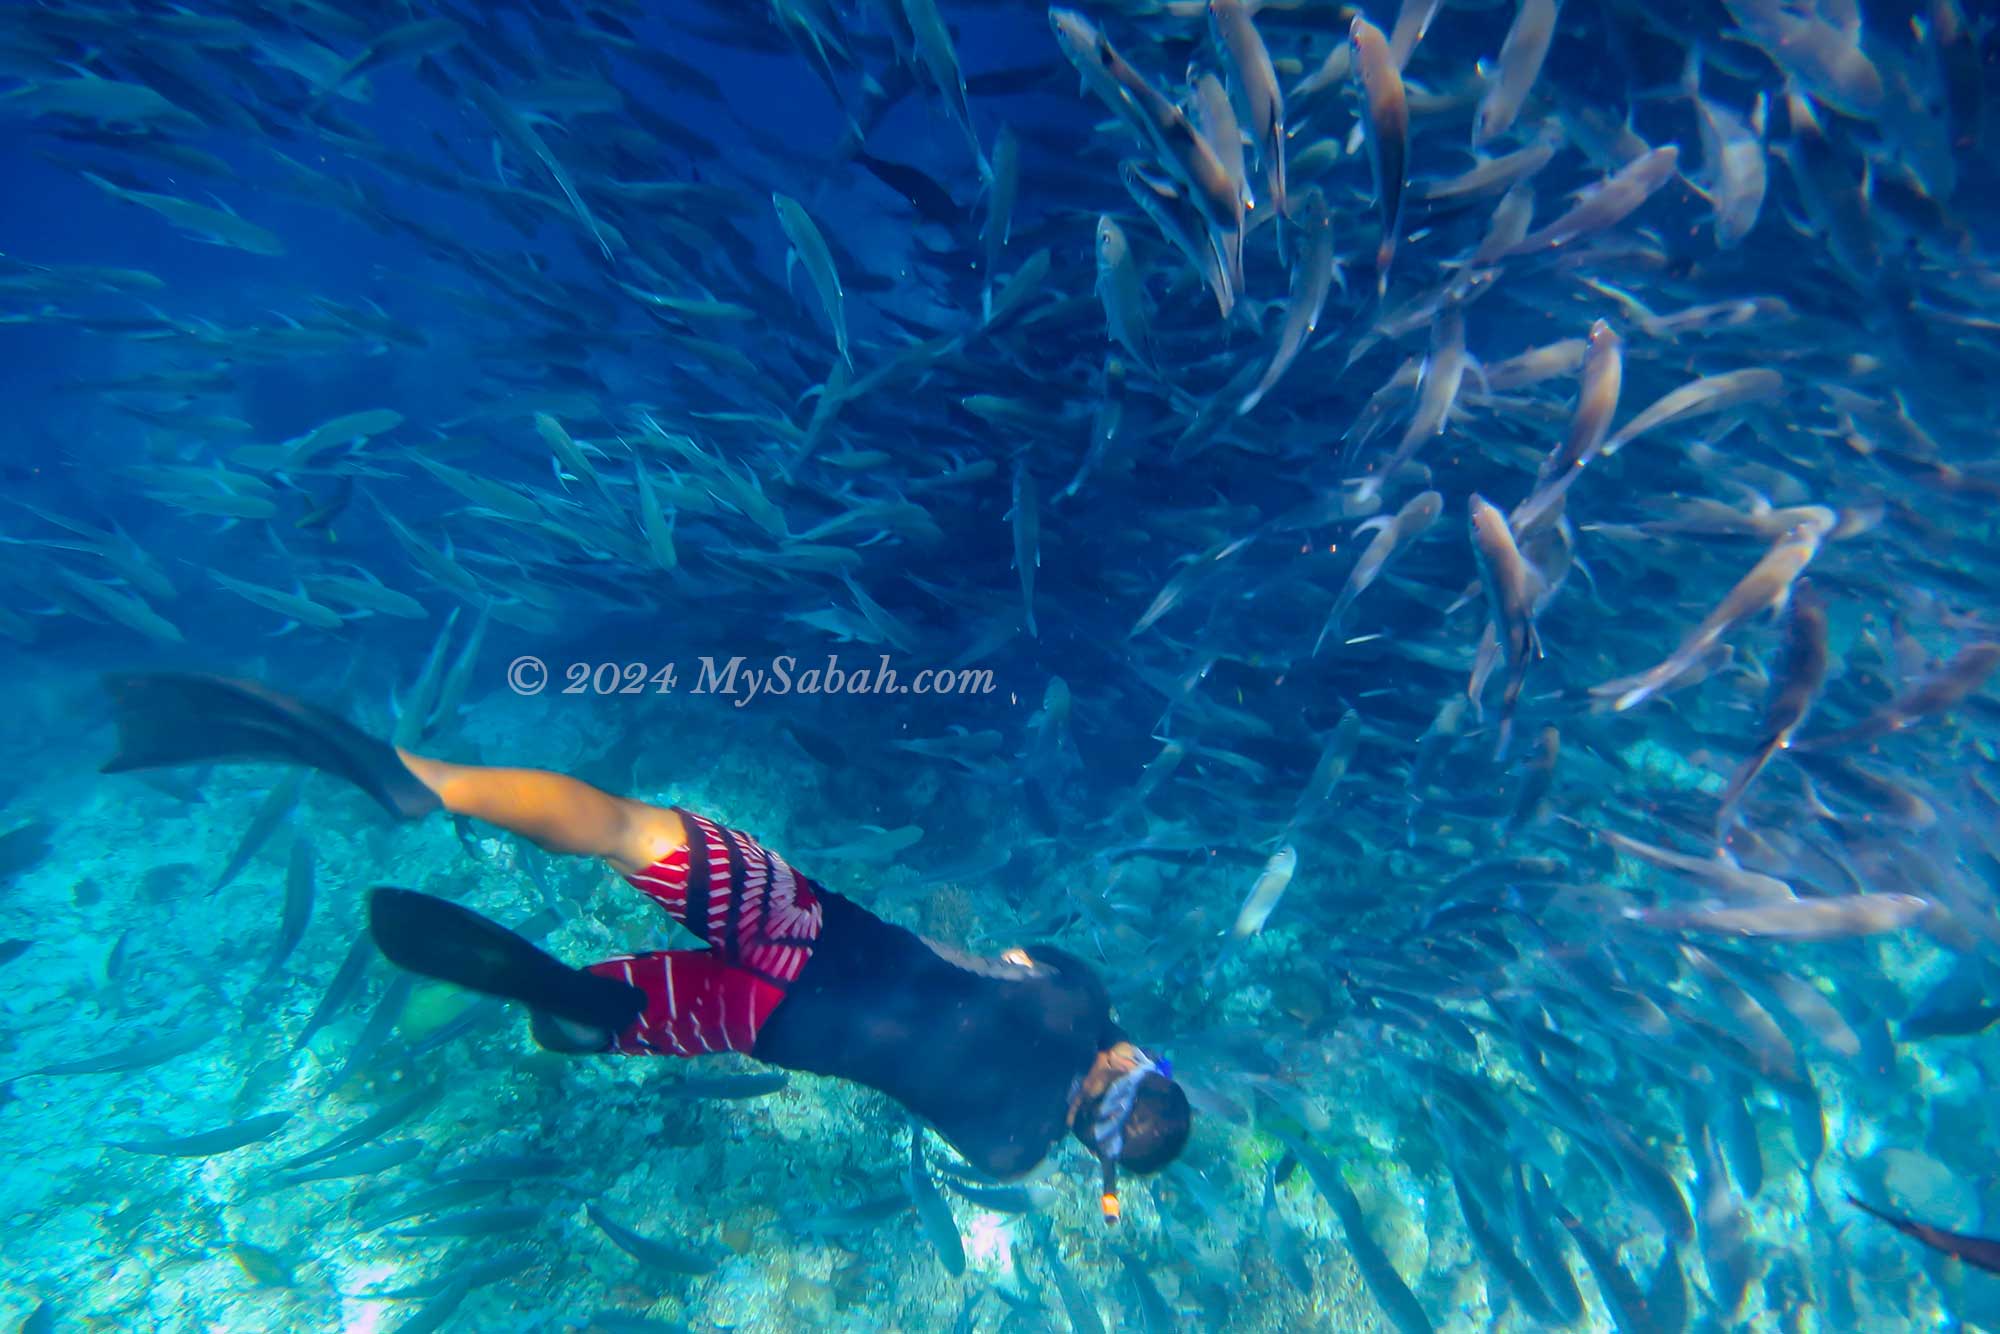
xmin=395 ymin=750 xmax=686 ymax=876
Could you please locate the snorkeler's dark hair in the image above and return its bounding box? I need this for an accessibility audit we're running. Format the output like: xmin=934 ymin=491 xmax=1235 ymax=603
xmin=1071 ymin=1069 xmax=1192 ymax=1174
xmin=1115 ymin=1073 xmax=1191 ymax=1174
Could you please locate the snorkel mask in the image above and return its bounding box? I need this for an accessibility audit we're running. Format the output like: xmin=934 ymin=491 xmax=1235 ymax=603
xmin=1089 ymin=1049 xmax=1172 ymax=1224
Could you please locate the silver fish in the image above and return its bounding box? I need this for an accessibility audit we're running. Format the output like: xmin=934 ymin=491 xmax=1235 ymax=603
xmin=1272 ymin=1127 xmax=1435 ymax=1334
xmin=1505 ymin=145 xmax=1679 ymax=255
xmin=633 ymin=455 xmax=678 ymax=571
xmin=1510 ymin=318 xmax=1622 ymax=540
xmin=79 ymin=172 xmax=282 ymax=255
xmin=1121 ymin=160 xmax=1234 ymax=318
xmin=393 ymin=1205 xmax=542 ymax=1241
xmin=56 ymin=568 xmax=183 ymax=643
xmin=1239 ymin=189 xmax=1336 ymax=414
xmin=265 ymin=835 xmax=316 ymax=977
xmin=1473 ymin=0 xmax=1558 ymax=148
xmin=1033 ymin=1218 xmax=1107 ymax=1334
xmin=1387 ymin=0 xmax=1445 ymax=70
xmin=903 ymin=0 xmax=985 ymax=171
xmin=1416 ymin=142 xmax=1557 ymax=204
xmin=27 ymin=1025 xmax=216 ymax=1077
xmin=1317 ymin=489 xmax=1442 ymax=651
xmin=1601 ymin=367 xmax=1783 ymax=456
xmin=1464 ymin=179 xmax=1536 ymax=266
xmin=1262 ymin=1161 xmax=1314 ymax=1294
xmin=1351 ymin=16 xmax=1410 ymax=297
xmin=1 ymin=73 xmax=201 ymax=131
xmin=773 ymin=192 xmax=851 ymax=368
xmin=1594 ymin=520 xmax=1828 ymax=712
xmin=465 ymin=80 xmax=613 ymax=261
xmin=1682 ymin=50 xmax=1767 ymax=248
xmin=907 ymin=1127 xmax=965 ymax=1276
xmin=209 ymin=572 xmax=344 ymax=632
xmin=112 ymin=1112 xmax=292 ymax=1158
xmin=1799 ymin=641 xmax=2000 ymax=751
xmin=804 ymin=824 xmax=924 ymax=862
xmin=1468 ymin=495 xmax=1544 ymax=759
xmin=1230 ymin=845 xmax=1299 ymax=938
xmin=585 ymin=1203 xmax=717 ymax=1274
xmin=265 ymin=1138 xmax=422 ymax=1189
xmin=1209 ymin=0 xmax=1285 ymax=219
xmin=1057 ymin=12 xmax=1242 ymax=293
xmin=1094 ymin=215 xmax=1153 ymax=369
xmin=1631 ymin=894 xmax=1929 ymax=940
xmin=214 ymin=770 xmax=306 ymax=893
xmin=1190 ymin=72 xmax=1247 ymax=232
xmin=1722 ymin=0 xmax=1883 ymax=119
xmin=1127 ymin=738 xmax=1187 ymax=813
xmin=1295 ymin=711 xmax=1363 ymax=823
xmin=980 ymin=124 xmax=1020 ymax=318
xmin=1715 ymin=579 xmax=1828 ymax=838
xmin=1061 ymin=357 xmax=1130 ymax=504
xmin=1354 ymin=311 xmax=1467 ymax=508
xmin=1599 ymin=829 xmax=1795 ymax=904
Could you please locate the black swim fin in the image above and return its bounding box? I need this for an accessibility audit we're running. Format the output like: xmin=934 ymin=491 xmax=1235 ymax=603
xmin=101 ymin=672 xmax=441 ymax=820
xmin=367 ymin=887 xmax=645 ymax=1033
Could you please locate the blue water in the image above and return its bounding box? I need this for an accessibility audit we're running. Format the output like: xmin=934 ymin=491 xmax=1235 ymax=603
xmin=3 ymin=1 xmax=1999 ymax=1330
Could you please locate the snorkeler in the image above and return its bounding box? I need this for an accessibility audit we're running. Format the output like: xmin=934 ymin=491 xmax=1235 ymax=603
xmin=99 ymin=672 xmax=1189 ymax=1219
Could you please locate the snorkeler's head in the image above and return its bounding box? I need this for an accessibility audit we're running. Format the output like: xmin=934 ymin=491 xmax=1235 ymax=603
xmin=1071 ymin=1043 xmax=1192 ymax=1221
xmin=1113 ymin=1068 xmax=1191 ymax=1173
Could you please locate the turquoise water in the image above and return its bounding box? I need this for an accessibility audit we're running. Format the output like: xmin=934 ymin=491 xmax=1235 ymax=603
xmin=3 ymin=2 xmax=1999 ymax=1331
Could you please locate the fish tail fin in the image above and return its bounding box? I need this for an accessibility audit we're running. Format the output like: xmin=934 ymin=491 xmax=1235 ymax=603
xmin=100 ymin=672 xmax=441 ymax=820
xmin=1465 ymin=349 xmax=1493 ymax=400
xmin=366 ymin=887 xmax=643 ymax=1034
xmin=1315 ymin=592 xmax=1356 ymax=655
xmin=1598 ymin=637 xmax=1721 ymax=713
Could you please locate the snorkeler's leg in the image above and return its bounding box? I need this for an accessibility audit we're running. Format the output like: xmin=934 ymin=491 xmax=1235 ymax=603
xmin=366 ymin=887 xmax=643 ymax=1046
xmin=101 ymin=671 xmax=686 ymax=874
xmin=394 ymin=751 xmax=686 ymax=874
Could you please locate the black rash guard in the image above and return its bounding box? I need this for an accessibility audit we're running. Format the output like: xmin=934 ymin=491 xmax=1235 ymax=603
xmin=753 ymin=890 xmax=1125 ymax=1179
xmin=588 ymin=811 xmax=1122 ymax=1178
